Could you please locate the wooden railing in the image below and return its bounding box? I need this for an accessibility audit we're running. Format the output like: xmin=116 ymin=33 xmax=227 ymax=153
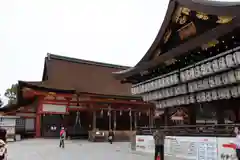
xmin=136 ymin=124 xmax=240 ymax=137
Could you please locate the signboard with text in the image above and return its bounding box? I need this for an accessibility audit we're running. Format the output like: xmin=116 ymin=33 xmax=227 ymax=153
xmin=135 ymin=135 xmax=154 ymax=153
xmin=164 ymin=136 xmax=217 ymax=160
xmin=135 ymin=135 xmax=238 ymax=160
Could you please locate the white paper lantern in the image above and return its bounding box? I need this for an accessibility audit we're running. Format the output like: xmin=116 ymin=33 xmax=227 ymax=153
xmin=200 ymin=64 xmax=207 ymax=76
xmin=218 ymin=57 xmax=227 ymax=71
xmin=208 ymin=76 xmax=215 ymax=88
xmin=214 ymin=75 xmax=223 ymax=86
xmin=228 ymin=71 xmax=236 ymax=83
xmin=180 ymin=71 xmax=186 ymax=82
xmin=221 ymin=73 xmax=230 ymax=85
xmin=196 ymin=93 xmax=202 ymax=102
xmin=233 ymin=52 xmax=240 ymax=65
xmin=230 ymin=86 xmax=239 ymax=98
xmin=211 ymin=90 xmax=218 ymax=100
xmin=202 ymin=79 xmax=210 ymax=90
xmin=172 ymin=74 xmax=179 ymax=84
xmin=212 ymin=60 xmax=219 ymax=72
xmin=226 ymin=54 xmax=235 ymax=68
xmin=206 ymin=92 xmax=212 ymax=102
xmin=188 ymin=82 xmax=194 ymax=93
xmin=235 ymin=69 xmax=240 ymax=81
xmin=206 ymin=62 xmax=213 ymax=75
xmin=197 ymin=80 xmax=203 ymax=91
xmin=201 ymin=92 xmax=206 ymax=102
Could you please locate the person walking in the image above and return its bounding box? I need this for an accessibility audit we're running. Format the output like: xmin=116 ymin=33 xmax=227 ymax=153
xmin=0 ymin=128 xmax=7 ymax=160
xmin=153 ymin=129 xmax=165 ymax=160
xmin=59 ymin=127 xmax=66 ymax=148
xmin=108 ymin=129 xmax=114 ymax=144
xmin=234 ymin=127 xmax=240 ymax=160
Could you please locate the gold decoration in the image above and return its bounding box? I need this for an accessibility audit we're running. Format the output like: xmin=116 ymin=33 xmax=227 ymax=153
xmin=48 ymin=92 xmax=56 ymax=95
xmin=178 ymin=22 xmax=196 ymax=40
xmin=181 ymin=7 xmax=190 ymax=15
xmin=179 ymin=15 xmax=187 ymax=25
xmin=201 ymin=40 xmax=219 ymax=50
xmin=216 ymin=16 xmax=233 ymax=24
xmin=172 ymin=7 xmax=183 ymax=23
xmin=196 ymin=12 xmax=209 ymax=20
xmin=164 ymin=59 xmax=177 ymax=65
xmin=163 ymin=29 xmax=172 ymax=44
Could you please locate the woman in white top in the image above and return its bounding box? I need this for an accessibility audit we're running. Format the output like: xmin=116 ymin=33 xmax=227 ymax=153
xmin=235 ymin=127 xmax=240 ymax=160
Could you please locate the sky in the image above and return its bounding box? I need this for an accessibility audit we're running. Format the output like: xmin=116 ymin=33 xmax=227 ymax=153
xmin=0 ymin=0 xmax=237 ymax=104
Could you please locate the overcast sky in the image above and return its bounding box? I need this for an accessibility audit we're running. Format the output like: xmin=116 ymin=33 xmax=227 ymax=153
xmin=0 ymin=0 xmax=237 ymax=104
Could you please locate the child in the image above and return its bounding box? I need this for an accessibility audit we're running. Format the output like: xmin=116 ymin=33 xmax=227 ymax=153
xmin=59 ymin=127 xmax=66 ymax=148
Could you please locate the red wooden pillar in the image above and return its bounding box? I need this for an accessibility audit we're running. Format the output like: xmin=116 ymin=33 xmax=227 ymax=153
xmin=35 ymin=97 xmax=43 ymax=137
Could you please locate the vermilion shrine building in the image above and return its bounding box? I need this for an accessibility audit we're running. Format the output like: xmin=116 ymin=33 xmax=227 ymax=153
xmin=2 ymin=54 xmax=153 ymax=138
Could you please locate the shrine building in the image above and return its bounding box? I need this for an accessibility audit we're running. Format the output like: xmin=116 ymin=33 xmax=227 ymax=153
xmin=114 ymin=0 xmax=240 ymax=126
xmin=1 ymin=53 xmax=153 ymax=139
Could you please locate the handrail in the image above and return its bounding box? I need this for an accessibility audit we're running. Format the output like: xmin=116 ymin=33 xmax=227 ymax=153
xmin=136 ymin=124 xmax=240 ymax=136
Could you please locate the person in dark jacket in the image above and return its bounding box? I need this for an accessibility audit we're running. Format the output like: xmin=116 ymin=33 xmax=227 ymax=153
xmin=108 ymin=129 xmax=114 ymax=144
xmin=0 ymin=128 xmax=7 ymax=160
xmin=153 ymin=130 xmax=165 ymax=160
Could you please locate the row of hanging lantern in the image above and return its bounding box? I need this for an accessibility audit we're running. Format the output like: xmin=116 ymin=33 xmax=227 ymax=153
xmin=180 ymin=48 xmax=240 ymax=82
xmin=131 ymin=72 xmax=179 ymax=95
xmin=156 ymin=94 xmax=195 ymax=108
xmin=142 ymin=84 xmax=187 ymax=101
xmin=141 ymin=48 xmax=240 ymax=104
xmin=196 ymin=84 xmax=240 ymax=103
xmin=99 ymin=109 xmax=150 ymax=117
xmin=188 ymin=69 xmax=240 ymax=93
xmin=143 ymin=68 xmax=240 ymax=102
xmin=156 ymin=83 xmax=240 ymax=108
xmin=131 ymin=47 xmax=240 ymax=96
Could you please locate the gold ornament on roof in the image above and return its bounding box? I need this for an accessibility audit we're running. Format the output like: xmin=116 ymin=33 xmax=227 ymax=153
xmin=48 ymin=92 xmax=56 ymax=95
xmin=163 ymin=29 xmax=172 ymax=44
xmin=179 ymin=15 xmax=187 ymax=25
xmin=172 ymin=7 xmax=182 ymax=23
xmin=196 ymin=12 xmax=209 ymax=20
xmin=178 ymin=22 xmax=196 ymax=40
xmin=181 ymin=7 xmax=190 ymax=15
xmin=201 ymin=40 xmax=219 ymax=50
xmin=216 ymin=16 xmax=233 ymax=24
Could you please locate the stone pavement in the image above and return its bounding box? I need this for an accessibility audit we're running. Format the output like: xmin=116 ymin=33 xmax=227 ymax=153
xmin=6 ymin=139 xmax=153 ymax=160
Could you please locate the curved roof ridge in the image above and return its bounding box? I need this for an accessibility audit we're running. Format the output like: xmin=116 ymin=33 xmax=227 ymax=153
xmin=113 ymin=0 xmax=240 ymax=79
xmin=47 ymin=53 xmax=131 ymax=70
xmin=193 ymin=0 xmax=240 ymax=7
xmin=136 ymin=0 xmax=240 ymax=66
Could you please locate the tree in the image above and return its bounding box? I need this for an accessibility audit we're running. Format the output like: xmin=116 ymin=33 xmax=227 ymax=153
xmin=4 ymin=84 xmax=18 ymax=103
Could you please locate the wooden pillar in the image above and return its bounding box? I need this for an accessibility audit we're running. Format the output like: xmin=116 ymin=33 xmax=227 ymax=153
xmin=92 ymin=110 xmax=96 ymax=130
xmin=164 ymin=108 xmax=169 ymax=126
xmin=134 ymin=111 xmax=137 ymax=130
xmin=129 ymin=109 xmax=132 ymax=131
xmin=113 ymin=110 xmax=116 ymax=130
xmin=215 ymin=102 xmax=225 ymax=124
xmin=108 ymin=106 xmax=111 ymax=130
xmin=35 ymin=97 xmax=43 ymax=137
xmin=188 ymin=105 xmax=196 ymax=125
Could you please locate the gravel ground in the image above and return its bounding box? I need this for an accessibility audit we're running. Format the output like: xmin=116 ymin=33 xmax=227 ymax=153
xmin=6 ymin=139 xmax=153 ymax=160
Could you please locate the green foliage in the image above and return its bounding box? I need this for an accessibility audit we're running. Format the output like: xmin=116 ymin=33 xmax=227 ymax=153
xmin=4 ymin=84 xmax=18 ymax=103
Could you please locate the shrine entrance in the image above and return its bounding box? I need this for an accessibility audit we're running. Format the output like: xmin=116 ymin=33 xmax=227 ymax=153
xmin=66 ymin=110 xmax=92 ymax=139
xmin=41 ymin=114 xmax=64 ymax=137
